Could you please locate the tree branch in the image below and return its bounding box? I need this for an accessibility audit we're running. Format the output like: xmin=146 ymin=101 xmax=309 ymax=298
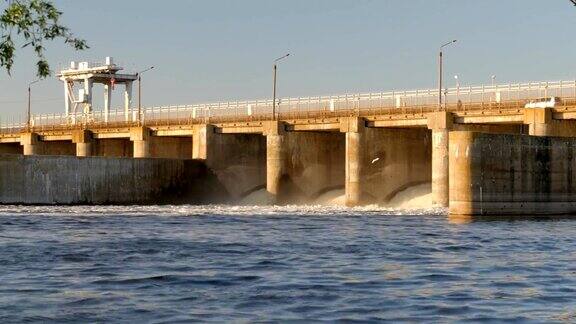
xmin=1 ymin=0 xmax=88 ymax=78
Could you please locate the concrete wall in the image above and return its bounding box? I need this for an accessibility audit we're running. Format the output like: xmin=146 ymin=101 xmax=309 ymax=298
xmin=150 ymin=136 xmax=192 ymax=159
xmin=0 ymin=154 xmax=226 ymax=204
xmin=42 ymin=140 xmax=76 ymax=156
xmin=450 ymin=131 xmax=576 ymax=216
xmin=281 ymin=132 xmax=345 ymax=203
xmin=0 ymin=143 xmax=22 ymax=154
xmin=361 ymin=127 xmax=432 ymax=203
xmin=94 ymin=139 xmax=133 ymax=157
xmin=206 ymin=133 xmax=267 ymax=199
xmin=454 ymin=124 xmax=525 ymax=135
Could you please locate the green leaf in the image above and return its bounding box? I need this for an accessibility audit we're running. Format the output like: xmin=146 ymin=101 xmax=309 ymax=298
xmin=1 ymin=0 xmax=88 ymax=78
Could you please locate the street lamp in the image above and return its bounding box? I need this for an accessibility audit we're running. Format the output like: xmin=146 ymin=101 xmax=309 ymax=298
xmin=438 ymin=40 xmax=457 ymax=109
xmin=137 ymin=66 xmax=154 ymax=125
xmin=454 ymin=75 xmax=460 ymax=99
xmin=272 ymin=53 xmax=290 ymax=120
xmin=27 ymin=79 xmax=40 ymax=131
xmin=491 ymin=75 xmax=497 ymax=103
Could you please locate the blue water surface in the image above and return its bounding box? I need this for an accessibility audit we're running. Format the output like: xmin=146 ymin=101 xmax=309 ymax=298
xmin=0 ymin=205 xmax=575 ymax=323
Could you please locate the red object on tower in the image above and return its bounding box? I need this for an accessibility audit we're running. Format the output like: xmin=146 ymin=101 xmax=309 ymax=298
xmin=110 ymin=77 xmax=116 ymax=90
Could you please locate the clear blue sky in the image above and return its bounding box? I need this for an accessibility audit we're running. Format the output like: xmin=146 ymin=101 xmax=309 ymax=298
xmin=0 ymin=0 xmax=575 ymax=118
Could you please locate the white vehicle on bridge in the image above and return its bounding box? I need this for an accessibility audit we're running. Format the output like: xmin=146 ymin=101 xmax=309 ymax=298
xmin=524 ymin=97 xmax=562 ymax=109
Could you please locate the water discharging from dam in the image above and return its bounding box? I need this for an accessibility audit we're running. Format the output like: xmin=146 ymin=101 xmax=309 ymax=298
xmin=386 ymin=183 xmax=432 ymax=209
xmin=239 ymin=189 xmax=275 ymax=205
xmin=240 ymin=183 xmax=433 ymax=209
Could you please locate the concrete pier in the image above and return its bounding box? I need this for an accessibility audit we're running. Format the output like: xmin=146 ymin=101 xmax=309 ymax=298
xmin=133 ymin=141 xmax=150 ymax=158
xmin=72 ymin=130 xmax=93 ymax=157
xmin=341 ymin=117 xmax=364 ymax=207
xmin=431 ymin=129 xmax=449 ymax=207
xmin=524 ymin=108 xmax=554 ymax=136
xmin=20 ymin=133 xmax=41 ymax=156
xmin=428 ymin=112 xmax=452 ymax=207
xmin=75 ymin=143 xmax=92 ymax=157
xmin=263 ymin=121 xmax=286 ymax=203
xmin=192 ymin=124 xmax=214 ymax=161
xmin=130 ymin=127 xmax=150 ymax=158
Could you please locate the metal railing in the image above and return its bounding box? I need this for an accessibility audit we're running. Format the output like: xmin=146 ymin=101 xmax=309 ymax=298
xmin=59 ymin=60 xmax=117 ymax=71
xmin=2 ymin=79 xmax=576 ymax=133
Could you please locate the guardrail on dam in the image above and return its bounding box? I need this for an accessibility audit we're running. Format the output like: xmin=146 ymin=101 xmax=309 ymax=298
xmin=1 ymin=79 xmax=575 ymax=130
xmin=2 ymin=79 xmax=576 ymax=214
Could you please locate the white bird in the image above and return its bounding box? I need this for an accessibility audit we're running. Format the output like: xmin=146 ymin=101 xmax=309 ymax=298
xmin=371 ymin=157 xmax=380 ymax=164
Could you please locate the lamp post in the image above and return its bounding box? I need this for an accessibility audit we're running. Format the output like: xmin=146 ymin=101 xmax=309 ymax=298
xmin=454 ymin=75 xmax=460 ymax=99
xmin=27 ymin=79 xmax=40 ymax=131
xmin=438 ymin=40 xmax=457 ymax=109
xmin=491 ymin=75 xmax=497 ymax=103
xmin=137 ymin=66 xmax=154 ymax=125
xmin=272 ymin=53 xmax=290 ymax=120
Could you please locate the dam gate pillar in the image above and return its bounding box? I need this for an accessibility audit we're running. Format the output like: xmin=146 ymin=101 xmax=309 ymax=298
xmin=130 ymin=127 xmax=151 ymax=158
xmin=72 ymin=130 xmax=93 ymax=157
xmin=263 ymin=121 xmax=286 ymax=203
xmin=524 ymin=108 xmax=553 ymax=137
xmin=192 ymin=124 xmax=214 ymax=162
xmin=340 ymin=117 xmax=365 ymax=207
xmin=20 ymin=133 xmax=42 ymax=156
xmin=427 ymin=111 xmax=453 ymax=207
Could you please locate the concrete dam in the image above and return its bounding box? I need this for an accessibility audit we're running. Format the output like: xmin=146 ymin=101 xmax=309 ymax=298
xmin=2 ymin=59 xmax=576 ymax=216
xmin=0 ymin=119 xmax=433 ymax=207
xmin=2 ymin=107 xmax=576 ymax=216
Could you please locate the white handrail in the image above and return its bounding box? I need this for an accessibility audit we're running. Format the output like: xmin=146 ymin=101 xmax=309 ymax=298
xmin=2 ymin=79 xmax=576 ymax=129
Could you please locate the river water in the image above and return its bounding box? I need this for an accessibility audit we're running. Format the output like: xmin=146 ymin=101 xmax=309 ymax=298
xmin=1 ymin=205 xmax=576 ymax=323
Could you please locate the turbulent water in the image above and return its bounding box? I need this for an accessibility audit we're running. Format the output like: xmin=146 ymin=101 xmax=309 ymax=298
xmin=1 ymin=204 xmax=576 ymax=323
xmin=246 ymin=182 xmax=433 ymax=207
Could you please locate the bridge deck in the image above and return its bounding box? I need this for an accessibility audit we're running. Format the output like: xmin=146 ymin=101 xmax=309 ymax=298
xmin=2 ymin=79 xmax=576 ymax=139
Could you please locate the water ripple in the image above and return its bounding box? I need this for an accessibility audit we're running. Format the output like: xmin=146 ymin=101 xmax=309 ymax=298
xmin=0 ymin=204 xmax=575 ymax=322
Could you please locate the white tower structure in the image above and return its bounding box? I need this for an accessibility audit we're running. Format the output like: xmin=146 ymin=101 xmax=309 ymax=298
xmin=57 ymin=57 xmax=138 ymax=124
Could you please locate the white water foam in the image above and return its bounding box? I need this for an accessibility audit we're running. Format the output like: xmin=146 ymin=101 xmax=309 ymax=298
xmin=0 ymin=183 xmax=442 ymax=217
xmin=386 ymin=183 xmax=432 ymax=209
xmin=239 ymin=189 xmax=275 ymax=206
xmin=315 ymin=189 xmax=346 ymax=206
xmin=0 ymin=203 xmax=445 ymax=217
xmin=313 ymin=182 xmax=433 ymax=210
